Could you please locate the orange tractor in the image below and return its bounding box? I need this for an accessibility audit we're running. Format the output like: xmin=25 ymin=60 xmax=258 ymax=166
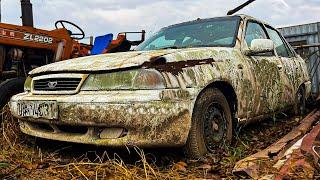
xmin=0 ymin=0 xmax=145 ymax=110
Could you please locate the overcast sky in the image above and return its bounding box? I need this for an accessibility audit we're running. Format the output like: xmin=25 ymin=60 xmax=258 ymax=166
xmin=1 ymin=0 xmax=320 ymax=41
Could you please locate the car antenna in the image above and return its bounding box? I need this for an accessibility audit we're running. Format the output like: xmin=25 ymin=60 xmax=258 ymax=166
xmin=227 ymin=0 xmax=256 ymax=15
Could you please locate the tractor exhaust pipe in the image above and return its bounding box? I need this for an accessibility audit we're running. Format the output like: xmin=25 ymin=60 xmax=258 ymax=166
xmin=227 ymin=0 xmax=256 ymax=15
xmin=20 ymin=0 xmax=34 ymax=27
xmin=0 ymin=0 xmax=2 ymax=22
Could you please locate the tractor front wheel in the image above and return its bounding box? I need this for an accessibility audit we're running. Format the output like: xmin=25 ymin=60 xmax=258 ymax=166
xmin=0 ymin=77 xmax=25 ymax=115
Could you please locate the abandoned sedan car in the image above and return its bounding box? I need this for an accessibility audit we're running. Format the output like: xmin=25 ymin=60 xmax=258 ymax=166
xmin=10 ymin=15 xmax=311 ymax=158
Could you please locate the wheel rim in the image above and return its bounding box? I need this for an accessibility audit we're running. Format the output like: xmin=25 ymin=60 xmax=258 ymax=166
xmin=203 ymin=103 xmax=227 ymax=152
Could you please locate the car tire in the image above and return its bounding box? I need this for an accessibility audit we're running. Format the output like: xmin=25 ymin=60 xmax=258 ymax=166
xmin=0 ymin=77 xmax=25 ymax=112
xmin=294 ymin=86 xmax=306 ymax=116
xmin=185 ymin=88 xmax=233 ymax=159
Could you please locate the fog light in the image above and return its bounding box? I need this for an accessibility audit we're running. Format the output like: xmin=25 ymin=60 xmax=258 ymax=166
xmin=99 ymin=128 xmax=127 ymax=139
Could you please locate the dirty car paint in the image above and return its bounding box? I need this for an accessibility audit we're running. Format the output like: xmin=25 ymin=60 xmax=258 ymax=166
xmin=10 ymin=15 xmax=311 ymax=147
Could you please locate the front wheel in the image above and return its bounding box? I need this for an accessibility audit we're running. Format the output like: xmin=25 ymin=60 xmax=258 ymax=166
xmin=185 ymin=88 xmax=233 ymax=159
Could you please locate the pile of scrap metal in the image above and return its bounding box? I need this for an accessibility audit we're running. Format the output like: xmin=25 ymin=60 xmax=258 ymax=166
xmin=233 ymin=107 xmax=320 ymax=179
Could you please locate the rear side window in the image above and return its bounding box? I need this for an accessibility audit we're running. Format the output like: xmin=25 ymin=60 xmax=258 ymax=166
xmin=266 ymin=27 xmax=293 ymax=57
xmin=245 ymin=22 xmax=267 ymax=48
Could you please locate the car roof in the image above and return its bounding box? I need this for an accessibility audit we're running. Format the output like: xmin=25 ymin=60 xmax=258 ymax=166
xmin=162 ymin=14 xmax=273 ymax=30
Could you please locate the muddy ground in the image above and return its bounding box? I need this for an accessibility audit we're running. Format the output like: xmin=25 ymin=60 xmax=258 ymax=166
xmin=0 ymin=107 xmax=319 ymax=179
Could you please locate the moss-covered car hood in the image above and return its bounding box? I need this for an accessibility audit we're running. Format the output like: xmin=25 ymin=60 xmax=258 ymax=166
xmin=29 ymin=47 xmax=236 ymax=75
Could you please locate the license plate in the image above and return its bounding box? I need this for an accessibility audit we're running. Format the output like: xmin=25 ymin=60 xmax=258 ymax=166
xmin=16 ymin=101 xmax=58 ymax=119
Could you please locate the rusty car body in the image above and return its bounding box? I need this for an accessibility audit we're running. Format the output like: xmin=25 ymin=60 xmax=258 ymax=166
xmin=9 ymin=15 xmax=311 ymax=158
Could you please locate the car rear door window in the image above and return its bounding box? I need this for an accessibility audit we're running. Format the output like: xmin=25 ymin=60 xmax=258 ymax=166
xmin=245 ymin=22 xmax=267 ymax=48
xmin=266 ymin=27 xmax=293 ymax=57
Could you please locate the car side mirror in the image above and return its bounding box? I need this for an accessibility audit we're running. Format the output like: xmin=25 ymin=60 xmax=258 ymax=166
xmin=245 ymin=39 xmax=275 ymax=56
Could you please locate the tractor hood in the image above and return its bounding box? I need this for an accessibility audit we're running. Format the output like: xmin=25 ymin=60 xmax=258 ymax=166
xmin=29 ymin=47 xmax=237 ymax=76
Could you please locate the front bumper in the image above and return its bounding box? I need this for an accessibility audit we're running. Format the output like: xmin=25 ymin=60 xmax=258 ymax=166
xmin=10 ymin=89 xmax=195 ymax=147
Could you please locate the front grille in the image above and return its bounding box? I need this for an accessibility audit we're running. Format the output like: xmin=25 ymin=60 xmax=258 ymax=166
xmin=28 ymin=122 xmax=88 ymax=135
xmin=56 ymin=125 xmax=88 ymax=134
xmin=29 ymin=122 xmax=54 ymax=132
xmin=33 ymin=78 xmax=82 ymax=91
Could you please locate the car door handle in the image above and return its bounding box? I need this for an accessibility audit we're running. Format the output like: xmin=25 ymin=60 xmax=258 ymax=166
xmin=277 ymin=65 xmax=283 ymax=70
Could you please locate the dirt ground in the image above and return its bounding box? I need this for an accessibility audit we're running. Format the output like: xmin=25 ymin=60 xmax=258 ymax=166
xmin=0 ymin=107 xmax=319 ymax=179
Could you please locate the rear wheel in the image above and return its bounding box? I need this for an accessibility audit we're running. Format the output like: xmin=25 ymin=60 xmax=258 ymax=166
xmin=0 ymin=77 xmax=25 ymax=113
xmin=185 ymin=88 xmax=233 ymax=159
xmin=294 ymin=87 xmax=306 ymax=116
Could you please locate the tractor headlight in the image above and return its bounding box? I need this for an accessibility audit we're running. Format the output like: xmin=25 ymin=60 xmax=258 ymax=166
xmin=81 ymin=69 xmax=166 ymax=90
xmin=24 ymin=76 xmax=32 ymax=91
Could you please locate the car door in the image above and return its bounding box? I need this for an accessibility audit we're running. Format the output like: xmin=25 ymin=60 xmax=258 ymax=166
xmin=265 ymin=26 xmax=298 ymax=107
xmin=243 ymin=21 xmax=284 ymax=116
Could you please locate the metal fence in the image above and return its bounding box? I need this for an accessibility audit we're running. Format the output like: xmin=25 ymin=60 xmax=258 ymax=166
xmin=278 ymin=22 xmax=320 ymax=98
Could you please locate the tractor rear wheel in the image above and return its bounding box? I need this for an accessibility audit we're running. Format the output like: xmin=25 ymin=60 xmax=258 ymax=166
xmin=0 ymin=77 xmax=25 ymax=117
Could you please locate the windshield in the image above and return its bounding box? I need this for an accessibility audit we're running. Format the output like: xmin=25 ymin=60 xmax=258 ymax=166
xmin=136 ymin=17 xmax=240 ymax=51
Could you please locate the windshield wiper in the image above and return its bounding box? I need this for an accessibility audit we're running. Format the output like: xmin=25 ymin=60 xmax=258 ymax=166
xmin=156 ymin=45 xmax=217 ymax=50
xmin=158 ymin=46 xmax=179 ymax=50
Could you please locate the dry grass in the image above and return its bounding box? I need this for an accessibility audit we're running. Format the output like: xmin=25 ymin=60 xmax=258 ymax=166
xmin=0 ymin=106 xmax=319 ymax=179
xmin=0 ymin=106 xmax=199 ymax=179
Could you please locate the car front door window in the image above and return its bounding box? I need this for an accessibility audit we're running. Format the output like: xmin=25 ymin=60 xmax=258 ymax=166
xmin=245 ymin=22 xmax=267 ymax=48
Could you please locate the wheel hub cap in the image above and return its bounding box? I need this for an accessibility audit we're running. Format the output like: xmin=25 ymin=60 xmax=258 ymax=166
xmin=204 ymin=103 xmax=227 ymax=151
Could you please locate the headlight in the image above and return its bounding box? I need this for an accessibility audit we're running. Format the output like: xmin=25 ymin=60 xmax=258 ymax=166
xmin=81 ymin=69 xmax=166 ymax=90
xmin=133 ymin=69 xmax=166 ymax=89
xmin=24 ymin=76 xmax=32 ymax=91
